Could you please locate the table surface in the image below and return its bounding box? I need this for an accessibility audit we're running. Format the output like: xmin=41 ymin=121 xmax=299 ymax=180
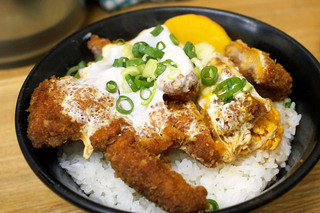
xmin=1 ymin=0 xmax=320 ymax=212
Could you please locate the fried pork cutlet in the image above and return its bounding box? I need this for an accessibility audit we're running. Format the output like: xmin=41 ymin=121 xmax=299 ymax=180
xmin=106 ymin=130 xmax=209 ymax=213
xmin=197 ymin=51 xmax=284 ymax=163
xmin=87 ymin=34 xmax=199 ymax=102
xmin=224 ymin=39 xmax=292 ymax=101
xmin=87 ymin=34 xmax=111 ymax=57
xmin=27 ymin=77 xmax=209 ymax=213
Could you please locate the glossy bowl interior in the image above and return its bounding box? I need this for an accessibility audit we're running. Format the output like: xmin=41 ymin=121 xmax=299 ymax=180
xmin=15 ymin=6 xmax=320 ymax=213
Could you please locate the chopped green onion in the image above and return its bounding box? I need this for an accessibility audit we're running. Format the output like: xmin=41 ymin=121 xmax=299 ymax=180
xmin=66 ymin=60 xmax=87 ymax=76
xmin=150 ymin=25 xmax=164 ymax=36
xmin=144 ymin=46 xmax=165 ymax=59
xmin=201 ymin=66 xmax=219 ymax=86
xmin=113 ymin=57 xmax=129 ymax=67
xmin=122 ymin=43 xmax=134 ymax=58
xmin=141 ymin=82 xmax=157 ymax=105
xmin=195 ymin=42 xmax=215 ymax=61
xmin=132 ymin=41 xmax=164 ymax=59
xmin=155 ymin=62 xmax=167 ymax=76
xmin=191 ymin=57 xmax=203 ymax=70
xmin=78 ymin=61 xmax=87 ymax=68
xmin=66 ymin=65 xmax=79 ymax=76
xmin=140 ymin=87 xmax=152 ymax=100
xmin=74 ymin=72 xmax=80 ymax=79
xmin=137 ymin=64 xmax=146 ymax=73
xmin=125 ymin=74 xmax=139 ymax=92
xmin=207 ymin=199 xmax=219 ymax=211
xmin=169 ymin=33 xmax=179 ymax=45
xmin=95 ymin=55 xmax=103 ymax=62
xmin=134 ymin=75 xmax=154 ymax=88
xmin=115 ymin=38 xmax=125 ymax=45
xmin=167 ymin=68 xmax=181 ymax=80
xmin=285 ymin=101 xmax=292 ymax=108
xmin=106 ymin=80 xmax=117 ymax=93
xmin=126 ymin=58 xmax=145 ymax=67
xmin=194 ymin=67 xmax=201 ymax=79
xmin=116 ymin=96 xmax=134 ymax=114
xmin=132 ymin=41 xmax=148 ymax=58
xmin=241 ymin=79 xmax=253 ymax=93
xmin=183 ymin=41 xmax=197 ymax=59
xmin=142 ymin=59 xmax=158 ymax=79
xmin=201 ymin=86 xmax=211 ymax=96
xmin=156 ymin=41 xmax=166 ymax=50
xmin=121 ymin=66 xmax=141 ymax=78
xmin=214 ymin=77 xmax=246 ymax=101
xmin=163 ymin=59 xmax=178 ymax=68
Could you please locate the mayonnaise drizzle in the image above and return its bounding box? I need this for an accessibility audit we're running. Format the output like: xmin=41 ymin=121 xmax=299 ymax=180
xmin=75 ymin=25 xmax=195 ymax=133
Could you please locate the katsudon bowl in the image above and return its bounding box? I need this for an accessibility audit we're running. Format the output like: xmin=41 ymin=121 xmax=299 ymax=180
xmin=15 ymin=6 xmax=320 ymax=213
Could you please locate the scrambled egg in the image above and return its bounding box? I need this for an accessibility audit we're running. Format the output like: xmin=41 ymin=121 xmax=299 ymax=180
xmin=196 ymin=48 xmax=283 ymax=163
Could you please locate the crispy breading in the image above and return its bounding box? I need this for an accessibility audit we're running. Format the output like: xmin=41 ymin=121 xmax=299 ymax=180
xmin=27 ymin=78 xmax=83 ymax=148
xmin=224 ymin=39 xmax=292 ymax=101
xmin=167 ymin=100 xmax=223 ymax=167
xmin=27 ymin=36 xmax=288 ymax=212
xmin=87 ymin=34 xmax=111 ymax=57
xmin=106 ymin=130 xmax=209 ymax=213
xmin=27 ymin=76 xmax=211 ymax=212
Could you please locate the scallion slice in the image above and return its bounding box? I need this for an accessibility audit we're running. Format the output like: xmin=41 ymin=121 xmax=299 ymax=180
xmin=156 ymin=41 xmax=166 ymax=50
xmin=106 ymin=80 xmax=117 ymax=93
xmin=126 ymin=58 xmax=145 ymax=67
xmin=163 ymin=59 xmax=178 ymax=68
xmin=116 ymin=96 xmax=134 ymax=114
xmin=132 ymin=41 xmax=148 ymax=58
xmin=113 ymin=57 xmax=129 ymax=67
xmin=143 ymin=46 xmax=165 ymax=59
xmin=74 ymin=72 xmax=80 ymax=79
xmin=140 ymin=87 xmax=152 ymax=100
xmin=125 ymin=74 xmax=139 ymax=92
xmin=66 ymin=60 xmax=87 ymax=76
xmin=150 ymin=25 xmax=164 ymax=36
xmin=169 ymin=33 xmax=179 ymax=45
xmin=241 ymin=79 xmax=253 ymax=92
xmin=121 ymin=66 xmax=141 ymax=79
xmin=167 ymin=68 xmax=181 ymax=80
xmin=94 ymin=55 xmax=103 ymax=62
xmin=285 ymin=101 xmax=292 ymax=108
xmin=207 ymin=199 xmax=219 ymax=210
xmin=142 ymin=59 xmax=158 ymax=79
xmin=214 ymin=77 xmax=246 ymax=102
xmin=200 ymin=66 xmax=218 ymax=86
xmin=141 ymin=82 xmax=157 ymax=105
xmin=183 ymin=41 xmax=197 ymax=59
xmin=155 ymin=62 xmax=167 ymax=76
xmin=134 ymin=75 xmax=154 ymax=88
xmin=115 ymin=38 xmax=125 ymax=45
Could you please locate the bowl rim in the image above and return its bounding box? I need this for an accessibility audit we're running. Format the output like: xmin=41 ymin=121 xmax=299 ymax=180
xmin=15 ymin=6 xmax=320 ymax=213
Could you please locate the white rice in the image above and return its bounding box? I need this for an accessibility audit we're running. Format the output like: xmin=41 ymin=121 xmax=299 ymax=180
xmin=58 ymin=98 xmax=301 ymax=212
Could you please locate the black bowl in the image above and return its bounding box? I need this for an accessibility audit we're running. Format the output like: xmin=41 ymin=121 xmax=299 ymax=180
xmin=15 ymin=6 xmax=320 ymax=213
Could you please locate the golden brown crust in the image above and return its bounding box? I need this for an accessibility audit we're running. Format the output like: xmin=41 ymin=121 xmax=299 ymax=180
xmin=27 ymin=77 xmax=211 ymax=212
xmin=90 ymin=118 xmax=126 ymax=151
xmin=224 ymin=39 xmax=292 ymax=101
xmin=87 ymin=34 xmax=111 ymax=57
xmin=166 ymin=100 xmax=222 ymax=167
xmin=27 ymin=77 xmax=83 ymax=148
xmin=106 ymin=130 xmax=209 ymax=213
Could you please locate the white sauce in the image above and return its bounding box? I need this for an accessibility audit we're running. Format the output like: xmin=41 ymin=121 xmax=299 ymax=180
xmin=75 ymin=25 xmax=194 ymax=133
